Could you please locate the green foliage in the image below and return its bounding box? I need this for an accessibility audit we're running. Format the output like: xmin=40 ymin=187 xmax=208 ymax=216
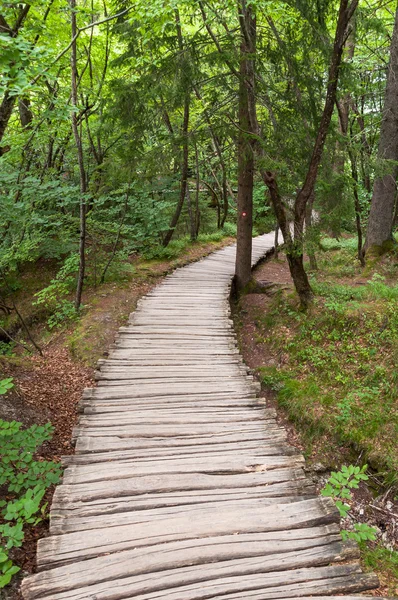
xmin=0 ymin=551 xmax=20 ymax=588
xmin=0 ymin=342 xmax=15 ymax=357
xmin=0 ymin=418 xmax=62 ymax=588
xmin=0 ymin=378 xmax=14 ymax=395
xmin=221 ymin=222 xmax=237 ymax=237
xmin=321 ymin=465 xmax=377 ymax=543
xmin=33 ymin=255 xmax=79 ymax=328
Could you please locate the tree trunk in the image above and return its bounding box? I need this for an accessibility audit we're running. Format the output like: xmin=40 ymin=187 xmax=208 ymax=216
xmin=350 ymin=150 xmax=365 ymax=266
xmin=194 ymin=142 xmax=201 ymax=237
xmin=0 ymin=92 xmax=16 ymax=155
xmin=235 ymin=1 xmax=255 ymax=292
xmin=163 ymin=94 xmax=190 ymax=247
xmin=364 ymin=8 xmax=398 ymax=255
xmin=18 ymin=97 xmax=33 ymax=128
xmin=186 ymin=184 xmax=196 ymax=242
xmin=163 ymin=9 xmax=190 ymax=248
xmin=274 ymin=225 xmax=279 ymax=259
xmin=306 ymin=191 xmax=318 ymax=271
xmin=70 ymin=0 xmax=87 ymax=311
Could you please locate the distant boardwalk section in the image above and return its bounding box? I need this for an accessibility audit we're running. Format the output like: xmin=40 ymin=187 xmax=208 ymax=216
xmin=22 ymin=234 xmax=386 ymax=599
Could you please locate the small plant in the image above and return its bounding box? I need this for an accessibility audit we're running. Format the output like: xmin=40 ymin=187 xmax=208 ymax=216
xmin=322 ymin=465 xmax=377 ymax=542
xmin=46 ymin=300 xmax=79 ymax=329
xmin=0 ymin=378 xmax=13 ymax=395
xmin=0 ymin=417 xmax=62 ymax=588
xmin=0 ymin=342 xmax=15 ymax=357
xmin=33 ymin=254 xmax=80 ymax=328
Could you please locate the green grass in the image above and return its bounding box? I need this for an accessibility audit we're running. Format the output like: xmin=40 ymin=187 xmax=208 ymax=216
xmin=361 ymin=544 xmax=398 ymax=595
xmin=257 ymin=250 xmax=398 ymax=483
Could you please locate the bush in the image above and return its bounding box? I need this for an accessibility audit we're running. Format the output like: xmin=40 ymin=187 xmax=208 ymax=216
xmin=0 ymin=378 xmax=62 ymax=588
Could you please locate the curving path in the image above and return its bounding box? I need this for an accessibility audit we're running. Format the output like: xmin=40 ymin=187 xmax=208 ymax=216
xmin=23 ymin=235 xmax=385 ymax=599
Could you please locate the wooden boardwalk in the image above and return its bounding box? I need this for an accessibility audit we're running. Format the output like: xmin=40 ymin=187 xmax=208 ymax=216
xmin=22 ymin=234 xmax=386 ymax=599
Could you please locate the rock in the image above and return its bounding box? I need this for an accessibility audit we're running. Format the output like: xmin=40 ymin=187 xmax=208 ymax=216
xmin=311 ymin=462 xmax=328 ymax=473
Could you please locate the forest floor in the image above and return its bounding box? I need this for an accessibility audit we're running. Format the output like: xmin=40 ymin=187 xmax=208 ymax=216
xmin=0 ymin=235 xmax=234 ymax=600
xmin=233 ymin=239 xmax=398 ymax=596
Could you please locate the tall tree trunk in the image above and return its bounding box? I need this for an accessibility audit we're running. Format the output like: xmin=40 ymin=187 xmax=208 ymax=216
xmin=364 ymin=8 xmax=398 ymax=255
xmin=186 ymin=185 xmax=196 ymax=242
xmin=163 ymin=9 xmax=190 ymax=248
xmin=235 ymin=1 xmax=255 ymax=292
xmin=163 ymin=95 xmax=190 ymax=247
xmin=0 ymin=93 xmax=16 ymax=154
xmin=70 ymin=0 xmax=87 ymax=311
xmin=349 ymin=145 xmax=365 ymax=266
xmin=337 ymin=99 xmax=365 ymax=267
xmin=194 ymin=142 xmax=201 ymax=237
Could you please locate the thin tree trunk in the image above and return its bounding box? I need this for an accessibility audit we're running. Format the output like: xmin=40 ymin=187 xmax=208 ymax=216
xmin=194 ymin=142 xmax=201 ymax=237
xmin=338 ymin=100 xmax=365 ymax=267
xmin=349 ymin=145 xmax=365 ymax=266
xmin=186 ymin=185 xmax=196 ymax=242
xmin=201 ymin=179 xmax=221 ymax=228
xmin=274 ymin=225 xmax=279 ymax=259
xmin=100 ymin=188 xmax=129 ymax=283
xmin=163 ymin=9 xmax=190 ymax=248
xmin=70 ymin=0 xmax=87 ymax=311
xmin=163 ymin=94 xmax=190 ymax=247
xmin=0 ymin=92 xmax=16 ymax=155
xmin=364 ymin=8 xmax=398 ymax=255
xmin=18 ymin=97 xmax=33 ymax=128
xmin=306 ymin=191 xmax=318 ymax=271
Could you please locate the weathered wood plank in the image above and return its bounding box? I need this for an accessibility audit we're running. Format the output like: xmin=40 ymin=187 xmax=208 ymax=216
xmin=50 ymin=486 xmax=315 ymax=517
xmin=62 ymin=455 xmax=304 ymax=485
xmin=50 ymin=495 xmax=330 ymax=534
xmin=37 ymin=497 xmax=338 ymax=566
xmin=63 ymin=440 xmax=299 ymax=463
xmin=23 ymin=539 xmax=356 ymax=599
xmin=28 ymin=564 xmax=377 ymax=600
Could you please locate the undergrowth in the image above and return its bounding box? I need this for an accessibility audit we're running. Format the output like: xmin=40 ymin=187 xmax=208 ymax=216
xmin=0 ymin=378 xmax=62 ymax=588
xmin=258 ymin=240 xmax=398 ymax=484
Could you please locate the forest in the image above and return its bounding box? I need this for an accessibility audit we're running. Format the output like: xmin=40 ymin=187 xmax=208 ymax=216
xmin=0 ymin=0 xmax=398 ymax=596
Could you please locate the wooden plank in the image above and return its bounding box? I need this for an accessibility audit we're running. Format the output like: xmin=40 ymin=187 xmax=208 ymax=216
xmin=50 ymin=485 xmax=315 ymax=517
xmin=64 ymin=440 xmax=299 ymax=463
xmin=37 ymin=497 xmax=338 ymax=565
xmin=72 ymin=423 xmax=282 ymax=439
xmin=77 ymin=413 xmax=272 ymax=426
xmin=23 ymin=537 xmax=354 ymax=599
xmin=50 ymin=495 xmax=330 ymax=534
xmin=75 ymin=429 xmax=287 ymax=453
xmin=52 ymin=468 xmax=309 ymax=505
xmin=28 ymin=563 xmax=376 ymax=600
xmin=62 ymin=455 xmax=305 ymax=485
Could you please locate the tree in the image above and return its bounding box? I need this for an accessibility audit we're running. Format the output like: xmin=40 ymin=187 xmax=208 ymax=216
xmin=258 ymin=0 xmax=359 ymax=307
xmin=234 ymin=0 xmax=256 ymax=292
xmin=364 ymin=7 xmax=398 ymax=255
